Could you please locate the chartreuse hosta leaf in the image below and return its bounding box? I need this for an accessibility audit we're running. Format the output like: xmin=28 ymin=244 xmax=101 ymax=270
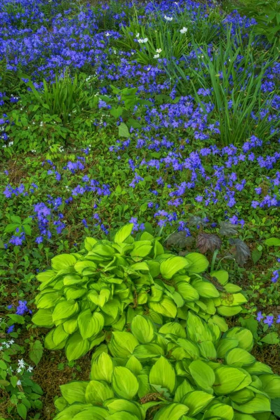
xmin=55 ymin=334 xmax=280 ymax=420
xmin=131 ymin=315 xmax=155 ymax=344
xmin=149 ymin=357 xmax=176 ymax=393
xmin=33 ymin=224 xmax=247 ymax=360
xmin=90 ymin=352 xmax=114 ymax=383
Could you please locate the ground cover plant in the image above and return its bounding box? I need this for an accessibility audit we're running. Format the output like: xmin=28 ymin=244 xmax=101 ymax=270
xmin=0 ymin=0 xmax=280 ymax=418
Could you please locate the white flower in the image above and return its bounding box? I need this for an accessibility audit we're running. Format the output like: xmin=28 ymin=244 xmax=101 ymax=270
xmin=105 ymin=32 xmax=110 ymax=37
xmin=138 ymin=37 xmax=148 ymax=44
xmin=156 ymin=48 xmax=162 ymax=53
xmin=136 ymin=33 xmax=140 ymax=38
xmin=164 ymin=15 xmax=173 ymax=21
xmin=154 ymin=54 xmax=159 ymax=58
xmin=27 ymin=366 xmax=33 ymax=372
xmin=180 ymin=27 xmax=188 ymax=34
xmin=17 ymin=380 xmax=22 ymax=386
xmin=18 ymin=359 xmax=25 ymax=368
xmin=9 ymin=340 xmax=14 ymax=345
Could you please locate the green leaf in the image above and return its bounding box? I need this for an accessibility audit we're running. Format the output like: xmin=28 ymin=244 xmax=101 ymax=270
xmin=109 ymin=331 xmax=139 ymax=358
xmin=159 ymin=322 xmax=186 ymax=338
xmin=17 ymin=403 xmax=27 ymax=420
xmin=149 ymin=297 xmax=177 ymax=318
xmin=8 ymin=314 xmax=25 ymax=324
xmin=32 ymin=309 xmax=54 ymax=328
xmin=131 ymin=315 xmax=155 ymax=344
xmin=186 ymin=253 xmax=209 ymax=273
xmin=54 ymin=396 xmax=67 ymax=412
xmin=272 ymin=398 xmax=280 ymax=417
xmin=29 ymin=340 xmax=43 ymax=365
xmin=182 ymin=390 xmax=214 ymax=415
xmin=133 ymin=343 xmax=164 ymax=359
xmin=226 ymin=348 xmax=255 ymax=367
xmin=91 ymin=352 xmax=114 ymax=383
xmin=74 ymin=261 xmax=97 ymax=275
xmin=154 ymin=403 xmax=189 ymax=420
xmin=110 ymin=107 xmax=123 ymax=118
xmin=160 ymin=256 xmax=189 ymax=280
xmin=264 ymin=237 xmax=280 ymax=246
xmin=88 ymin=289 xmax=110 ymax=308
xmin=210 ymin=270 xmax=229 ymax=285
xmin=217 ymin=305 xmax=243 ymax=317
xmin=78 ymin=310 xmax=104 ymax=339
xmin=52 ymin=300 xmax=79 ymax=322
xmin=174 ymin=380 xmax=194 ymax=402
xmin=192 ymin=280 xmax=219 ymax=298
xmin=51 ymin=254 xmax=76 ymax=270
xmin=261 ymin=332 xmax=280 ymax=345
xmin=5 ymin=223 xmax=20 ymax=233
xmin=0 ymin=360 xmax=7 ymax=369
xmin=65 ymin=332 xmax=90 ymax=361
xmin=36 ymin=291 xmax=61 ymax=309
xmin=130 ymin=242 xmax=152 ymax=257
xmin=260 ymin=375 xmax=280 ymax=398
xmin=186 ymin=312 xmax=213 ymax=343
xmin=63 ymin=318 xmax=78 ymax=335
xmin=60 ymin=381 xmax=87 ymax=404
xmin=149 ymin=357 xmax=176 ymax=393
xmin=225 ymin=328 xmax=254 ymax=352
xmin=119 ymin=122 xmax=130 ymax=138
xmin=232 ymin=394 xmax=271 ymax=414
xmin=126 ymin=356 xmax=143 ymax=376
xmin=177 ymin=282 xmax=199 ymax=302
xmin=175 ymin=338 xmax=200 ymax=359
xmin=203 ymin=403 xmax=234 ymax=420
xmin=85 ymin=380 xmax=114 ymax=403
xmin=45 ymin=325 xmax=68 ymax=350
xmin=84 ymin=237 xmax=98 ymax=251
xmin=106 ymin=413 xmax=139 ymax=420
xmin=216 ymin=338 xmax=239 ymax=358
xmin=104 ymin=399 xmax=143 ymax=419
xmin=10 ymin=215 xmax=22 ymax=224
xmin=112 ymin=367 xmax=139 ymax=399
xmin=114 ymin=224 xmax=134 ymax=244
xmin=189 ymin=360 xmax=215 ymax=392
xmin=214 ymin=366 xmax=252 ymax=395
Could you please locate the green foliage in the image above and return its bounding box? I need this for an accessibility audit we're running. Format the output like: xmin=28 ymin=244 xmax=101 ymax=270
xmin=32 ymin=224 xmax=247 ymax=360
xmin=165 ymin=29 xmax=280 ymax=146
xmin=4 ymin=71 xmax=101 ymax=152
xmin=54 ymin=314 xmax=280 ymax=420
xmin=26 ymin=70 xmax=98 ymax=125
xmin=0 ymin=318 xmax=43 ymax=420
xmin=228 ymin=0 xmax=280 ymax=43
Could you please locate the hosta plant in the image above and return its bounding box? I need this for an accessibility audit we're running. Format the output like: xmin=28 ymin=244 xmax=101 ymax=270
xmin=32 ymin=224 xmax=247 ymax=361
xmin=53 ymin=314 xmax=280 ymax=420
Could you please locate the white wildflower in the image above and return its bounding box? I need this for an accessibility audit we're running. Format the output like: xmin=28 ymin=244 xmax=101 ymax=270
xmin=17 ymin=380 xmax=22 ymax=386
xmin=154 ymin=54 xmax=159 ymax=59
xmin=180 ymin=27 xmax=188 ymax=34
xmin=164 ymin=15 xmax=173 ymax=21
xmin=138 ymin=38 xmax=148 ymax=44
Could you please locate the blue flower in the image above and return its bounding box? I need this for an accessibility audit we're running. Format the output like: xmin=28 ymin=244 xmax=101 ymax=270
xmin=256 ymin=311 xmax=263 ymax=322
xmin=264 ymin=315 xmax=274 ymax=327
